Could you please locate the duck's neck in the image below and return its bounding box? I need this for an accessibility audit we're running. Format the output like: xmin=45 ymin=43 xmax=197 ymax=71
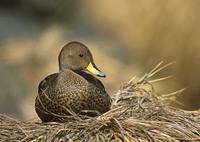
xmin=74 ymin=70 xmax=89 ymax=78
xmin=74 ymin=70 xmax=105 ymax=90
xmin=59 ymin=64 xmax=68 ymax=71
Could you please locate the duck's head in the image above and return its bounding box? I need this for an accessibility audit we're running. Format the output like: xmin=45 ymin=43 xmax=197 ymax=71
xmin=58 ymin=41 xmax=106 ymax=78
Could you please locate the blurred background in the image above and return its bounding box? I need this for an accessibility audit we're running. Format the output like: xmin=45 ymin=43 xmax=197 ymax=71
xmin=0 ymin=0 xmax=200 ymax=120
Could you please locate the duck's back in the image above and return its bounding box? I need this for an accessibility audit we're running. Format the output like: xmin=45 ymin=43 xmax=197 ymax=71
xmin=35 ymin=70 xmax=111 ymax=122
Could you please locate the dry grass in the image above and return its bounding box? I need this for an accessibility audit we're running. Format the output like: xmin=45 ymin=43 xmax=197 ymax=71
xmin=0 ymin=62 xmax=200 ymax=142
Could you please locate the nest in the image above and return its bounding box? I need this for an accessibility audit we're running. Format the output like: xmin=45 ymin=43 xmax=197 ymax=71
xmin=0 ymin=62 xmax=200 ymax=142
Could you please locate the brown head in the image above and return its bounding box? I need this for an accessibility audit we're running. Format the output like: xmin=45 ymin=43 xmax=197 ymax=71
xmin=58 ymin=41 xmax=106 ymax=77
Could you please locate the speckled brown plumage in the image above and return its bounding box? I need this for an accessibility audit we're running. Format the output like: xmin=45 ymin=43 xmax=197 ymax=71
xmin=35 ymin=41 xmax=111 ymax=122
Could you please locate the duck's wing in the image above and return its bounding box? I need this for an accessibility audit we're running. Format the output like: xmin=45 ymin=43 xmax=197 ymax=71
xmin=38 ymin=73 xmax=58 ymax=95
xmin=36 ymin=73 xmax=63 ymax=122
xmin=36 ymin=71 xmax=90 ymax=118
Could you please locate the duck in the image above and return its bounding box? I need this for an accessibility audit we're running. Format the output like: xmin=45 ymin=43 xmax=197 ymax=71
xmin=35 ymin=41 xmax=111 ymax=122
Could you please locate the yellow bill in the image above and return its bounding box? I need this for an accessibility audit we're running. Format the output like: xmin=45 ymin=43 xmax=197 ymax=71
xmin=86 ymin=62 xmax=106 ymax=77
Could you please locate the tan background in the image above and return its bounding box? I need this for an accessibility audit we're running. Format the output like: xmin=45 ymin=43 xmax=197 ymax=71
xmin=0 ymin=0 xmax=199 ymax=120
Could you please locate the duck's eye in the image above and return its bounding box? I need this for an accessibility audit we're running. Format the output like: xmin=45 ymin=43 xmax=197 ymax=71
xmin=79 ymin=54 xmax=84 ymax=57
